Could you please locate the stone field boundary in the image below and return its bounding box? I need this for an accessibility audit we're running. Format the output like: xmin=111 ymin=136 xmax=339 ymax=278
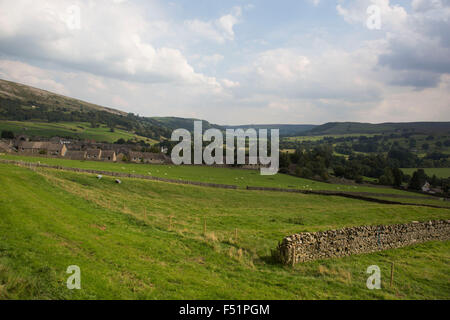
xmin=277 ymin=220 xmax=450 ymax=265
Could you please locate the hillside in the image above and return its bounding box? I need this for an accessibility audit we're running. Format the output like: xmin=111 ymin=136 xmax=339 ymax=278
xmin=1 ymin=162 xmax=449 ymax=299
xmin=2 ymin=79 xmax=449 ymax=142
xmin=0 ymin=79 xmax=125 ymax=116
xmin=0 ymin=79 xmax=171 ymax=140
xmin=151 ymin=117 xmax=222 ymax=132
xmin=0 ymin=79 xmax=313 ymax=140
xmin=0 ymin=120 xmax=158 ymax=144
xmin=307 ymin=122 xmax=450 ymax=135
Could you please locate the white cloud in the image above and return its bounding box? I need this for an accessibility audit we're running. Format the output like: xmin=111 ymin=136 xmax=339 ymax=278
xmin=184 ymin=6 xmax=242 ymax=43
xmin=337 ymin=0 xmax=450 ymax=88
xmin=337 ymin=0 xmax=407 ymax=30
xmin=0 ymin=0 xmax=221 ymax=88
xmin=0 ymin=0 xmax=448 ymax=124
xmin=0 ymin=59 xmax=69 ymax=95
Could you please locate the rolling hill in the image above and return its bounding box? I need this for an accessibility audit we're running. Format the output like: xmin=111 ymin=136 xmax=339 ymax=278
xmin=0 ymin=79 xmax=171 ymax=140
xmin=307 ymin=122 xmax=450 ymax=136
xmin=223 ymin=124 xmax=316 ymax=137
xmin=2 ymin=79 xmax=449 ymax=142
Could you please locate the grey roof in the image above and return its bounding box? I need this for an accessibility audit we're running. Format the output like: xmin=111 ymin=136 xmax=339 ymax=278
xmin=86 ymin=149 xmax=101 ymax=156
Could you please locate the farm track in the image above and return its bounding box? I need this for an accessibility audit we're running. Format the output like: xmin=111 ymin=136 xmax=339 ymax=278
xmin=2 ymin=158 xmax=449 ymax=210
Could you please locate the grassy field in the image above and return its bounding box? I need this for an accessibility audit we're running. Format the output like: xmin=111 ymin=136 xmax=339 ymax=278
xmin=0 ymin=121 xmax=157 ymax=144
xmin=284 ymin=133 xmax=379 ymax=142
xmin=401 ymin=168 xmax=450 ymax=179
xmin=0 ymin=163 xmax=449 ymax=299
xmin=0 ymin=154 xmax=434 ymax=198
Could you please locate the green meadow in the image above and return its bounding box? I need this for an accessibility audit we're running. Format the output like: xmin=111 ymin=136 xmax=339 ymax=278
xmin=0 ymin=154 xmax=432 ymax=198
xmin=401 ymin=168 xmax=450 ymax=179
xmin=284 ymin=133 xmax=379 ymax=142
xmin=0 ymin=163 xmax=449 ymax=299
xmin=0 ymin=121 xmax=157 ymax=144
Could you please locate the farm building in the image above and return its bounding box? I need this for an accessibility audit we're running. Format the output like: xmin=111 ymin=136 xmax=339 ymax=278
xmin=65 ymin=150 xmax=87 ymax=160
xmin=129 ymin=151 xmax=168 ymax=164
xmin=17 ymin=141 xmax=67 ymax=156
xmin=422 ymin=182 xmax=431 ymax=193
xmin=101 ymin=150 xmax=117 ymax=162
xmin=47 ymin=143 xmax=68 ymax=156
xmin=0 ymin=140 xmax=14 ymax=153
xmin=86 ymin=149 xmax=102 ymax=160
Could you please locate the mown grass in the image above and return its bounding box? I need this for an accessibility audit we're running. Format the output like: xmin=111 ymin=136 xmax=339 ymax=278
xmin=0 ymin=163 xmax=449 ymax=299
xmin=0 ymin=154 xmax=432 ymax=198
xmin=0 ymin=121 xmax=157 ymax=144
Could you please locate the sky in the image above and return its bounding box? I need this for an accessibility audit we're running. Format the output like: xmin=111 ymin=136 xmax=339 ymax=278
xmin=0 ymin=0 xmax=449 ymax=125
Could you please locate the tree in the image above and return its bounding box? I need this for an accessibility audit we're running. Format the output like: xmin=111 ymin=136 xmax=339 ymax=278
xmin=333 ymin=165 xmax=346 ymax=178
xmin=392 ymin=168 xmax=404 ymax=187
xmin=379 ymin=168 xmax=394 ymax=186
xmin=408 ymin=169 xmax=427 ymax=190
xmin=430 ymin=175 xmax=440 ymax=187
xmin=1 ymin=130 xmax=14 ymax=139
xmin=115 ymin=138 xmax=126 ymax=144
xmin=279 ymin=152 xmax=290 ymax=169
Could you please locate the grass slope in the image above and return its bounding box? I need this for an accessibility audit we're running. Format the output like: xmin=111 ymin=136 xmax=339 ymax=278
xmin=0 ymin=121 xmax=157 ymax=144
xmin=0 ymin=78 xmax=125 ymax=116
xmin=0 ymin=163 xmax=449 ymax=299
xmin=0 ymin=154 xmax=432 ymax=198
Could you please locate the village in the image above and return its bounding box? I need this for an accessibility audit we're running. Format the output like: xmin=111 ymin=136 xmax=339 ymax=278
xmin=0 ymin=135 xmax=171 ymax=164
xmin=0 ymin=134 xmax=268 ymax=171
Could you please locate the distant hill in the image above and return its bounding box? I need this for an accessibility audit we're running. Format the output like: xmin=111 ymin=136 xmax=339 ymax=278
xmin=223 ymin=124 xmax=316 ymax=137
xmin=151 ymin=117 xmax=222 ymax=133
xmin=2 ymin=79 xmax=448 ymax=142
xmin=306 ymin=122 xmax=450 ymax=136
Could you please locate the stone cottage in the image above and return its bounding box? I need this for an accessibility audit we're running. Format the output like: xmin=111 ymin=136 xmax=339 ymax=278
xmin=65 ymin=150 xmax=87 ymax=160
xmin=101 ymin=150 xmax=117 ymax=162
xmin=86 ymin=149 xmax=102 ymax=160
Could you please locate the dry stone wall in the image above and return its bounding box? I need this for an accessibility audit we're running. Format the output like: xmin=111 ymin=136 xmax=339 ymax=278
xmin=277 ymin=220 xmax=450 ymax=265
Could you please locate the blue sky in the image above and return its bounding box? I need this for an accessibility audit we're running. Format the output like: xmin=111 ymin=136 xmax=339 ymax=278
xmin=0 ymin=0 xmax=449 ymax=125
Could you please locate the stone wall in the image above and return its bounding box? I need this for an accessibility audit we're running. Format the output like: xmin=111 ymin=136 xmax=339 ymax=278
xmin=277 ymin=220 xmax=450 ymax=265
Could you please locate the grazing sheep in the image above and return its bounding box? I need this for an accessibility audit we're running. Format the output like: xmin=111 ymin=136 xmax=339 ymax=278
xmin=115 ymin=179 xmax=122 ymax=184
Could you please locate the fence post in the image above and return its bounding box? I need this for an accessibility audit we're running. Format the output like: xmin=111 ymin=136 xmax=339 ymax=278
xmin=291 ymin=247 xmax=295 ymax=267
xmin=390 ymin=262 xmax=395 ymax=288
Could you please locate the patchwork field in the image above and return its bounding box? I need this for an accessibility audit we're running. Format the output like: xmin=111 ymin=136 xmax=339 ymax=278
xmin=0 ymin=121 xmax=157 ymax=144
xmin=0 ymin=163 xmax=449 ymax=299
